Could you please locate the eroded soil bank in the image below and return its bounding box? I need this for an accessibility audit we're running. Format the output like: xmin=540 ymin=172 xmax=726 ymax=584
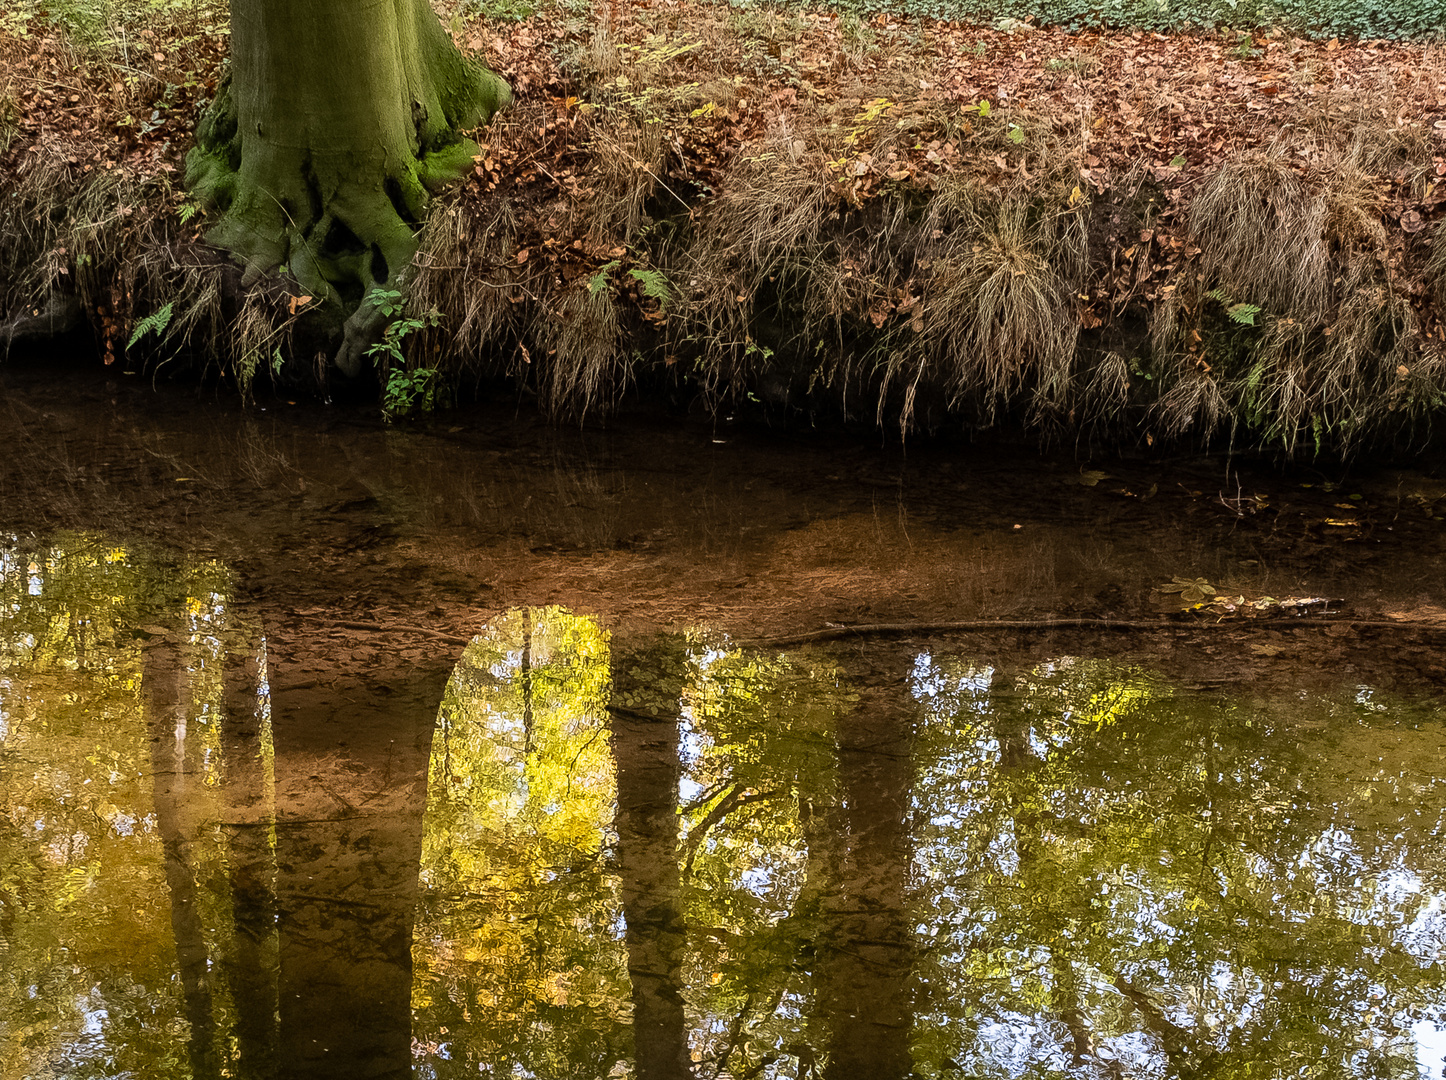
xmin=2 ymin=365 xmax=1446 ymax=1078
xmin=4 ymin=2 xmax=1446 ymax=451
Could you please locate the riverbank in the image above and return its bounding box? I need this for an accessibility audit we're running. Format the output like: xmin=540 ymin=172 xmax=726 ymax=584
xmin=3 ymin=0 xmax=1445 ymax=453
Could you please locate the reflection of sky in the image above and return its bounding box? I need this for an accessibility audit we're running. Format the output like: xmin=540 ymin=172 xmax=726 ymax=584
xmin=911 ymin=651 xmax=994 ymax=705
xmin=1416 ymin=1021 xmax=1446 ymax=1080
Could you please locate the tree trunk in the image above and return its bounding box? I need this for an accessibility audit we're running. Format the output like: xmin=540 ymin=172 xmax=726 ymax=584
xmin=220 ymin=636 xmax=280 ymax=1080
xmin=266 ymin=658 xmax=450 ymax=1080
xmin=186 ymin=0 xmax=509 ymax=373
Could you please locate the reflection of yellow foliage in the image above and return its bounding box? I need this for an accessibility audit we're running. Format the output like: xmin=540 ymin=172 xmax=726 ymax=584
xmin=414 ymin=606 xmax=631 ymax=1077
xmin=676 ymin=641 xmax=848 ymax=1075
xmin=0 ymin=534 xmax=253 ymax=1078
xmin=1021 ymin=657 xmax=1159 ymax=734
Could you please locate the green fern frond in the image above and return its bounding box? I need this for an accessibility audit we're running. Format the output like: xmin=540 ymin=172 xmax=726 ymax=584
xmin=628 ymin=268 xmax=672 ymax=308
xmin=126 ymin=302 xmax=173 ymax=350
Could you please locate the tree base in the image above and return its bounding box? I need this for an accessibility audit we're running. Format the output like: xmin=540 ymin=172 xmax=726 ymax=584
xmin=186 ymin=0 xmax=508 ymax=374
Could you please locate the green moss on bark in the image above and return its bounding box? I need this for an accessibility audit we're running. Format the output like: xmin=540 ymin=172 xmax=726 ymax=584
xmin=186 ymin=0 xmax=509 ymax=375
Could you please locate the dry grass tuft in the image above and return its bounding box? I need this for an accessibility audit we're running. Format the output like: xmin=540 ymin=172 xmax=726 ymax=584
xmin=1154 ymin=117 xmax=1440 ymax=451
xmin=671 ymin=137 xmax=837 ymax=396
xmin=0 ymin=85 xmax=17 ymax=157
xmin=921 ymin=191 xmax=1081 ymax=419
xmin=411 ymin=194 xmax=526 ymax=369
xmin=1430 ymin=220 xmax=1446 ymax=310
xmin=582 ymin=117 xmax=668 ymax=243
xmin=534 ymin=282 xmax=623 ymax=420
xmin=1190 ymin=152 xmax=1329 ymax=319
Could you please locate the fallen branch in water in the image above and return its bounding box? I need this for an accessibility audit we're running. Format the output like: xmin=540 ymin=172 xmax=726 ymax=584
xmin=749 ymin=617 xmax=1446 ymax=647
xmin=333 ymin=620 xmax=472 ymax=646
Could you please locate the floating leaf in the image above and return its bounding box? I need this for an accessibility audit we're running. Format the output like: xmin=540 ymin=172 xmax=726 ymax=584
xmin=1158 ymin=576 xmax=1216 ymax=603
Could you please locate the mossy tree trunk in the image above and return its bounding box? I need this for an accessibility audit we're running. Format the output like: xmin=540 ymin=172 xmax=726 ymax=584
xmin=187 ymin=0 xmax=508 ymax=374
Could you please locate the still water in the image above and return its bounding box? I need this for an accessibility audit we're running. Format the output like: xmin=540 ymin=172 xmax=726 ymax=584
xmin=1 ymin=540 xmax=1443 ymax=1080
xmin=1 ymin=371 xmax=1445 ymax=1078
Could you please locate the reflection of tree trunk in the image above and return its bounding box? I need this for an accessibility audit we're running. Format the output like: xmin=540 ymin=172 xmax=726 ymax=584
xmin=817 ymin=662 xmax=915 ymax=1080
xmin=521 ymin=606 xmax=534 ymax=755
xmin=999 ymin=685 xmax=1094 ymax=1073
xmin=221 ymin=636 xmax=278 ymax=1080
xmin=267 ymin=650 xmax=455 ymax=1080
xmin=1054 ymin=949 xmax=1093 ymax=1067
xmin=610 ymin=640 xmax=693 ymax=1080
xmin=143 ymin=630 xmax=218 ymax=1080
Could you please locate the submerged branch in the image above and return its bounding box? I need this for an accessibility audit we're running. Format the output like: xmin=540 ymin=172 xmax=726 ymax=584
xmin=748 ymin=617 xmax=1446 ymax=647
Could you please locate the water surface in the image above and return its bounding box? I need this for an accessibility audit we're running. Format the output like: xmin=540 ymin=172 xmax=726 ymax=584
xmin=2 ymin=541 xmax=1443 ymax=1080
xmin=1 ymin=371 xmax=1445 ymax=1079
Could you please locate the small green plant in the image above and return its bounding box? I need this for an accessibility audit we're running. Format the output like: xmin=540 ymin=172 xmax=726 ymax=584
xmin=369 ymin=286 xmax=406 ymax=318
xmin=1044 ymin=52 xmax=1096 ymax=74
xmin=628 ymin=267 xmax=672 ymax=308
xmin=1206 ymin=287 xmax=1262 ymax=326
xmin=382 ymin=366 xmax=443 ymax=419
xmin=364 ymin=286 xmax=445 ymax=420
xmin=588 ymin=259 xmax=620 ymax=296
xmin=1229 ymin=31 xmax=1262 ymax=58
xmin=126 ymin=302 xmax=173 ymax=350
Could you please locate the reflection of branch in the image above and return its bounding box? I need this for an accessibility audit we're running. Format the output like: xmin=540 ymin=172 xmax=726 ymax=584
xmin=285 ymin=892 xmax=382 ymax=910
xmin=564 ymin=725 xmax=606 ymax=799
xmin=680 ymin=778 xmax=732 ymax=815
xmin=705 ymin=984 xmax=788 ymax=1080
xmin=1112 ymin=974 xmax=1189 ymax=1056
xmin=751 ymin=620 xmax=1174 ymax=647
xmin=606 ymin=704 xmax=676 ymax=725
xmin=683 ymin=786 xmax=778 ymax=876
xmin=703 ymin=990 xmax=755 ymax=1080
xmin=334 ymin=620 xmax=470 ymax=645
xmin=1052 ymin=950 xmax=1093 ymax=1067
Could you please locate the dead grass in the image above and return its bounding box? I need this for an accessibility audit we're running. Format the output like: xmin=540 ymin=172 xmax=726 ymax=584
xmin=1151 ymin=116 xmax=1440 ymax=451
xmin=412 ymin=194 xmax=526 ymax=370
xmin=918 ymin=187 xmax=1082 ymax=419
xmin=1190 ymin=152 xmax=1329 ymax=320
xmin=535 ymin=281 xmax=624 ymax=419
xmin=0 ymin=85 xmax=17 ymax=157
xmin=1430 ymin=221 xmax=1446 ymax=310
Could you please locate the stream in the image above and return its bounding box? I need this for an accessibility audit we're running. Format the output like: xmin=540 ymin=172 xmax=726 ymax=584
xmin=1 ymin=365 xmax=1444 ymax=1080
